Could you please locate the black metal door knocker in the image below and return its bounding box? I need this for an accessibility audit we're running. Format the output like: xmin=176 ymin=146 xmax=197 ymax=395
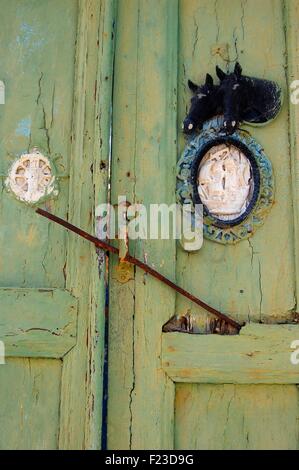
xmin=177 ymin=63 xmax=281 ymax=247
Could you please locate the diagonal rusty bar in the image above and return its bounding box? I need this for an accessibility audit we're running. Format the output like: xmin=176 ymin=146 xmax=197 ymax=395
xmin=36 ymin=208 xmax=243 ymax=331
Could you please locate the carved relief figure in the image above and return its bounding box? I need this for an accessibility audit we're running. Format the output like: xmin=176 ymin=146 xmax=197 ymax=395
xmin=197 ymin=144 xmax=253 ymax=220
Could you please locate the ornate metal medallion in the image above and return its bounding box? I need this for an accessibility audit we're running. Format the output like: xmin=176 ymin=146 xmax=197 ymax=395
xmin=177 ymin=116 xmax=274 ymax=244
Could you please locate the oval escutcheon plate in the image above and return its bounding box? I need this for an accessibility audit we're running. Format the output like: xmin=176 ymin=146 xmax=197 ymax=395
xmin=177 ymin=116 xmax=274 ymax=245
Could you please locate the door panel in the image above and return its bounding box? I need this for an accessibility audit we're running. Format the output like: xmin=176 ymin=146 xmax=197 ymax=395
xmin=177 ymin=0 xmax=295 ymax=327
xmin=108 ymin=0 xmax=177 ymax=449
xmin=0 ymin=288 xmax=77 ymax=358
xmin=0 ymin=0 xmax=78 ymax=449
xmin=0 ymin=0 xmax=76 ymax=288
xmin=0 ymin=358 xmax=61 ymax=450
xmin=175 ymin=384 xmax=299 ymax=450
xmin=0 ymin=0 xmax=114 ymax=449
xmin=108 ymin=0 xmax=299 ymax=450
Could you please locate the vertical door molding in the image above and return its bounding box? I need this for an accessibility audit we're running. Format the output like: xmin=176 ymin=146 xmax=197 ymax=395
xmin=285 ymin=0 xmax=299 ymax=312
xmin=59 ymin=0 xmax=116 ymax=449
xmin=108 ymin=0 xmax=178 ymax=449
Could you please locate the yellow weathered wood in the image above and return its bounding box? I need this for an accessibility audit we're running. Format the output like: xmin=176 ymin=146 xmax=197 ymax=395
xmin=175 ymin=384 xmax=299 ymax=450
xmin=0 ymin=288 xmax=77 ymax=358
xmin=162 ymin=325 xmax=299 ymax=384
xmin=285 ymin=0 xmax=299 ymax=308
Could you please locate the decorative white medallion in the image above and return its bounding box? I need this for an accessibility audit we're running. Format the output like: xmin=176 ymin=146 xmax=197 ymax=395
xmin=5 ymin=149 xmax=57 ymax=204
xmin=197 ymin=144 xmax=253 ymax=221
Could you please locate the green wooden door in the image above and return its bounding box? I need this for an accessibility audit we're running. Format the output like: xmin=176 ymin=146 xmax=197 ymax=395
xmin=108 ymin=0 xmax=299 ymax=450
xmin=0 ymin=0 xmax=114 ymax=449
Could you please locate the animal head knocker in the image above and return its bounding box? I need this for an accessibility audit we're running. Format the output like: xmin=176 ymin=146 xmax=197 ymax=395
xmin=182 ymin=73 xmax=220 ymax=134
xmin=179 ymin=63 xmax=277 ymax=248
xmin=183 ymin=62 xmax=283 ymax=136
xmin=216 ymin=62 xmax=283 ymax=134
xmin=216 ymin=62 xmax=243 ymax=134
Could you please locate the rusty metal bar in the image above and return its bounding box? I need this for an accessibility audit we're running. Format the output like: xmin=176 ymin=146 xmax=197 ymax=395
xmin=36 ymin=208 xmax=243 ymax=331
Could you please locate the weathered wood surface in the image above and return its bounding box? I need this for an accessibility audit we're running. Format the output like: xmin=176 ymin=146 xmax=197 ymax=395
xmin=286 ymin=0 xmax=299 ymax=307
xmin=162 ymin=325 xmax=299 ymax=384
xmin=175 ymin=384 xmax=299 ymax=450
xmin=108 ymin=0 xmax=178 ymax=450
xmin=0 ymin=288 xmax=77 ymax=358
xmin=59 ymin=0 xmax=115 ymax=450
xmin=0 ymin=0 xmax=113 ymax=449
xmin=0 ymin=0 xmax=77 ymax=288
xmin=0 ymin=0 xmax=297 ymax=451
xmin=0 ymin=358 xmax=61 ymax=450
xmin=107 ymin=0 xmax=299 ymax=451
xmin=176 ymin=0 xmax=295 ymax=327
xmin=164 ymin=0 xmax=299 ymax=442
xmin=0 ymin=0 xmax=78 ymax=450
